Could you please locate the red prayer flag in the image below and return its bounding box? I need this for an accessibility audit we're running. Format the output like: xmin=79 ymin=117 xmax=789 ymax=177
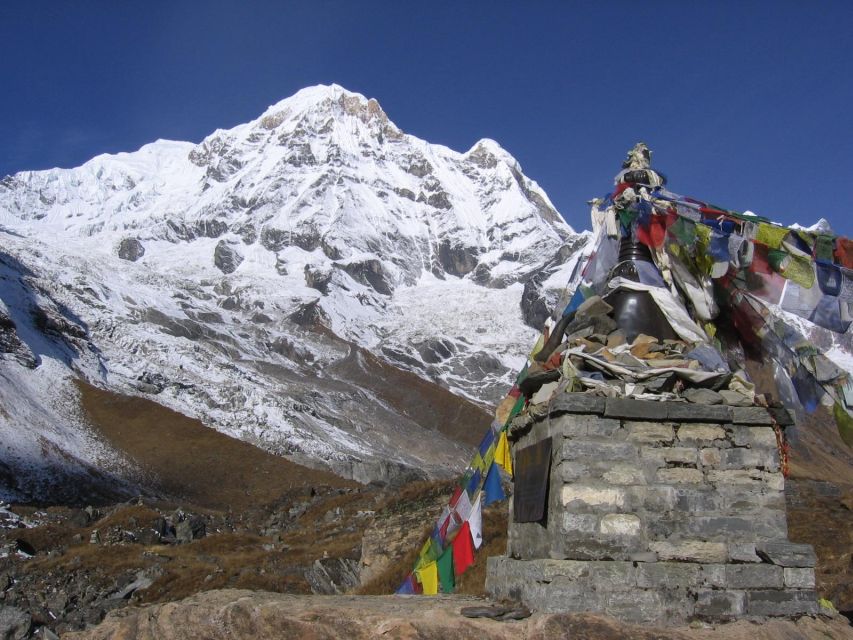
xmin=749 ymin=243 xmax=773 ymax=275
xmin=452 ymin=521 xmax=475 ymax=577
xmin=835 ymin=237 xmax=853 ymax=270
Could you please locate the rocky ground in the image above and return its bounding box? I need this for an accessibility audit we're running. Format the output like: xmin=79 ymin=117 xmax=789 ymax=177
xmin=62 ymin=590 xmax=853 ymax=640
xmin=0 ymin=379 xmax=852 ymax=638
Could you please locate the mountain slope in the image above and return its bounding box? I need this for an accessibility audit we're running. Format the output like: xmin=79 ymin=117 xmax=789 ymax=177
xmin=0 ymin=84 xmax=585 ymax=495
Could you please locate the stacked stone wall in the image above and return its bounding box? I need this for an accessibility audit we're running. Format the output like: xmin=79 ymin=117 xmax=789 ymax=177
xmin=486 ymin=395 xmax=818 ymax=624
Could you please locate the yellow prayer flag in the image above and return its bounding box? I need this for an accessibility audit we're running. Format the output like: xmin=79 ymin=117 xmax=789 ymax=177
xmin=780 ymin=254 xmax=815 ymax=289
xmin=416 ymin=560 xmax=439 ymax=595
xmin=755 ymin=223 xmax=788 ymax=249
xmin=471 ymin=452 xmax=484 ymax=473
xmin=495 ymin=430 xmax=513 ymax=476
xmin=481 ymin=442 xmax=496 ymax=470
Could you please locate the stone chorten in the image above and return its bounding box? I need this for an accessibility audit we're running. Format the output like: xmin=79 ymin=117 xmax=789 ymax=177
xmin=485 ymin=145 xmax=819 ymax=624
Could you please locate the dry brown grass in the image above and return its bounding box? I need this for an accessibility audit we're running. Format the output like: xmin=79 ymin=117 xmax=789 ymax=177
xmin=77 ymin=380 xmax=354 ymax=510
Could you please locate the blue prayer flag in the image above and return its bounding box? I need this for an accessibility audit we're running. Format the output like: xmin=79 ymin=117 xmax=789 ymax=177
xmin=396 ymin=574 xmax=416 ymax=595
xmin=478 ymin=428 xmax=496 ymax=458
xmin=483 ymin=462 xmax=506 ymax=506
xmin=466 ymin=469 xmax=481 ymax=497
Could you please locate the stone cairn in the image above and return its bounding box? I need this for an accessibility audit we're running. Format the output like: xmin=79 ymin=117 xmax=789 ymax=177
xmin=486 ymin=394 xmax=817 ymax=624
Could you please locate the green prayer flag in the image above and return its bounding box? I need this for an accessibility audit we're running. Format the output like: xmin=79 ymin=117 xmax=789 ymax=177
xmin=815 ymin=235 xmax=835 ymax=263
xmin=617 ymin=208 xmax=637 ymax=229
xmin=437 ymin=546 xmax=455 ymax=593
xmin=671 ymin=217 xmax=696 ymax=246
xmin=833 ymin=401 xmax=853 ymax=448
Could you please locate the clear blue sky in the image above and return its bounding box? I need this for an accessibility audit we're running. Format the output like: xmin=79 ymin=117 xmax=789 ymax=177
xmin=2 ymin=2 xmax=852 ymax=236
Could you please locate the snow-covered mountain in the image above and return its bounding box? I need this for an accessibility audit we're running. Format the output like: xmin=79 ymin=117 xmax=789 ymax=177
xmin=0 ymin=84 xmax=587 ymax=499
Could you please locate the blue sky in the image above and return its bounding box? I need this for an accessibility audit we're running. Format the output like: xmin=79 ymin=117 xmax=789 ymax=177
xmin=2 ymin=1 xmax=852 ymax=235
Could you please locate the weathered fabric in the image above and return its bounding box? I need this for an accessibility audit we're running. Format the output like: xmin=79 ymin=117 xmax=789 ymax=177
xmin=416 ymin=561 xmax=438 ymax=595
xmin=452 ymin=522 xmax=475 ymax=577
xmin=437 ymin=547 xmax=454 ymax=593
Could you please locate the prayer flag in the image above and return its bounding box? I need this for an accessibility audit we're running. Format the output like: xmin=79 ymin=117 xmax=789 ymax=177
xmin=494 ymin=430 xmax=513 ymax=476
xmin=466 ymin=469 xmax=481 ymax=497
xmin=477 ymin=428 xmax=495 ymax=458
xmin=452 ymin=522 xmax=475 ymax=577
xmin=483 ymin=462 xmax=506 ymax=506
xmin=469 ymin=492 xmax=483 ymax=549
xmin=416 ymin=561 xmax=439 ymax=595
xmin=755 ymin=223 xmax=788 ymax=249
xmin=437 ymin=546 xmax=455 ymax=593
xmin=396 ymin=574 xmax=416 ymax=595
xmin=833 ymin=401 xmax=853 ymax=448
xmin=835 ymin=237 xmax=853 ymax=269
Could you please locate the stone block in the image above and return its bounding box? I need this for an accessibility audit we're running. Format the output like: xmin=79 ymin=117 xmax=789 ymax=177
xmin=730 ymin=425 xmax=778 ymax=449
xmin=604 ymin=398 xmax=668 ymax=420
xmin=642 ymin=447 xmax=698 ymax=466
xmin=667 ymin=403 xmax=732 ymax=422
xmin=746 ymin=589 xmax=818 ymax=617
xmin=706 ymin=469 xmax=764 ymax=487
xmin=695 ymin=590 xmax=746 ymax=620
xmin=552 ymin=537 xmax=639 ymax=561
xmin=650 ymin=541 xmax=728 ymax=563
xmin=646 ymin=515 xmax=686 ymax=539
xmin=725 ymin=564 xmax=784 ymax=588
xmin=690 ymin=514 xmax=786 ymax=542
xmin=560 ymin=512 xmax=598 ymax=535
xmin=728 ymin=543 xmax=761 ymax=563
xmin=599 ymin=514 xmax=641 ymax=537
xmin=699 ymin=448 xmax=721 ymax=466
xmin=561 ymin=485 xmax=626 ymax=509
xmin=656 ymin=468 xmax=704 ymax=484
xmin=756 ymin=542 xmax=817 ymax=567
xmin=732 ymin=406 xmax=774 ymax=425
xmin=602 ymin=463 xmax=647 ymax=485
xmin=784 ymin=567 xmax=816 ymax=589
xmin=551 ymin=415 xmax=622 ymax=439
xmin=721 ymin=489 xmax=786 ymax=515
xmin=624 ymin=421 xmax=675 ymax=444
xmin=764 ymin=471 xmax=785 ymax=491
xmin=603 ymin=590 xmax=670 ymax=624
xmin=719 ymin=448 xmax=779 ymax=472
xmin=677 ymin=424 xmax=728 ymax=445
xmin=768 ymin=407 xmax=795 ymax=426
xmin=559 ymin=440 xmax=637 ymax=462
xmin=588 ymin=562 xmax=638 ymax=591
xmin=636 ymin=562 xmax=699 ymax=589
xmin=625 ymin=485 xmax=677 ymax=512
xmin=557 ymin=460 xmax=590 ymax=482
xmin=550 ymin=393 xmax=606 ymax=415
xmin=698 ymin=564 xmax=727 ymax=587
xmin=674 ymin=488 xmax=720 ymax=512
xmin=686 ymin=516 xmax=756 ymax=540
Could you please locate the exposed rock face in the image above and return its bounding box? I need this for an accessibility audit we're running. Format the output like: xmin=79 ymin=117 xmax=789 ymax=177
xmin=117 ymin=238 xmax=145 ymax=262
xmin=213 ymin=240 xmax=243 ymax=274
xmin=62 ymin=590 xmax=853 ymax=640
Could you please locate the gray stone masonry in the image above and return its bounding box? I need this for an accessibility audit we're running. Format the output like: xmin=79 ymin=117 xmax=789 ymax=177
xmin=487 ymin=394 xmax=817 ymax=625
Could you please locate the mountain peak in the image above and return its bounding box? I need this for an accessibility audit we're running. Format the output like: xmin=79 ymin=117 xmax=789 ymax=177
xmin=465 ymin=138 xmax=519 ymax=170
xmin=256 ymin=84 xmax=396 ymax=134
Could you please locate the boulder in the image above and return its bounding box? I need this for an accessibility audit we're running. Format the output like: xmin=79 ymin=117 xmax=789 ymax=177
xmin=0 ymin=606 xmax=30 ymax=640
xmin=117 ymin=238 xmax=145 ymax=262
xmin=213 ymin=241 xmax=243 ymax=274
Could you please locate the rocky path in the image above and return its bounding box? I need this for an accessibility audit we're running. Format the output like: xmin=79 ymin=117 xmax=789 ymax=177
xmin=63 ymin=589 xmax=853 ymax=640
